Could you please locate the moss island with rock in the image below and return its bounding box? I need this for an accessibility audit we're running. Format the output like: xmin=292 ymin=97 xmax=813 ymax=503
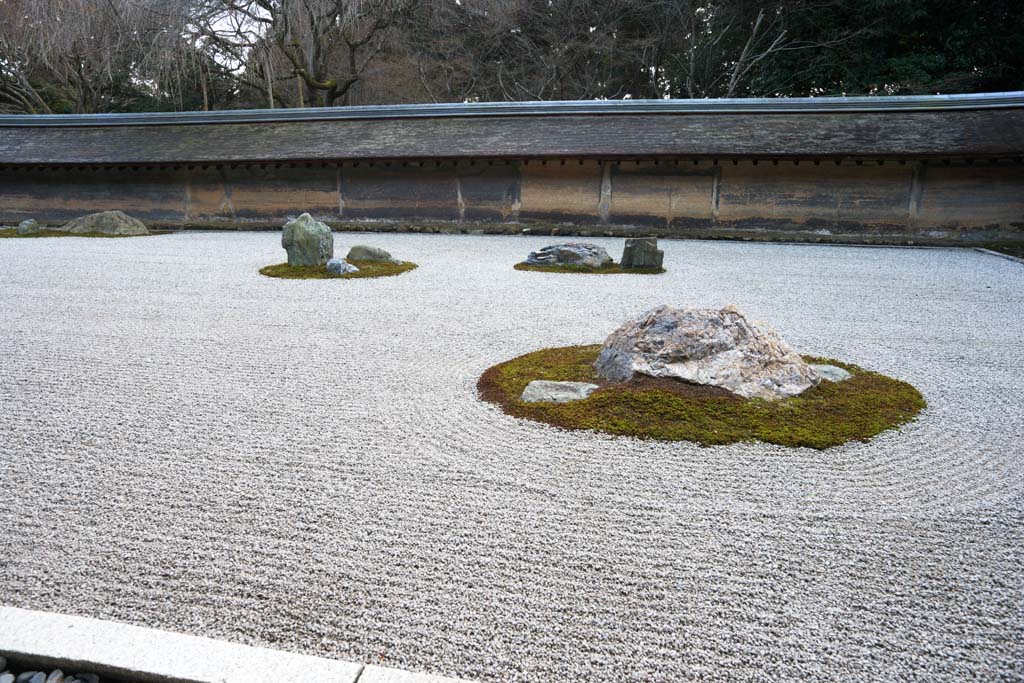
xmin=260 ymin=213 xmax=417 ymax=280
xmin=260 ymin=259 xmax=417 ymax=279
xmin=479 ymin=305 xmax=925 ymax=449
xmin=516 ymin=238 xmax=666 ymax=274
xmin=1 ymin=211 xmax=156 ymax=238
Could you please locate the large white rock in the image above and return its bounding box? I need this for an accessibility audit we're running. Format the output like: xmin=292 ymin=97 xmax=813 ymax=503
xmin=524 ymin=243 xmax=612 ymax=268
xmin=595 ymin=304 xmax=820 ymax=400
xmin=282 ymin=213 xmax=333 ymax=266
xmin=521 ymin=380 xmax=600 ymax=404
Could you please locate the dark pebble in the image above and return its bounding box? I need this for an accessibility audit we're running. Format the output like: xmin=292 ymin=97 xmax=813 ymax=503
xmin=15 ymin=673 xmax=41 ymax=683
xmin=73 ymin=676 xmax=99 ymax=683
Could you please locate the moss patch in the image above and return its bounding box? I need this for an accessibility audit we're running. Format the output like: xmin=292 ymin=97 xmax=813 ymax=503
xmin=0 ymin=229 xmax=164 ymax=238
xmin=259 ymin=259 xmax=417 ymax=279
xmin=514 ymin=262 xmax=665 ymax=275
xmin=478 ymin=345 xmax=925 ymax=450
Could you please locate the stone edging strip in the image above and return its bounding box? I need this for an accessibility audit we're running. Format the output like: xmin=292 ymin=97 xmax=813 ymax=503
xmin=974 ymin=247 xmax=1024 ymax=264
xmin=0 ymin=607 xmax=469 ymax=683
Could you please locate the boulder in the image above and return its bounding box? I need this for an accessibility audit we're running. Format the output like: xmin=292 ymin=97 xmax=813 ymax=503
xmin=521 ymin=380 xmax=600 ymax=404
xmin=16 ymin=219 xmax=41 ymax=236
xmin=810 ymin=364 xmax=852 ymax=382
xmin=524 ymin=243 xmax=612 ymax=268
xmin=347 ymin=245 xmax=398 ymax=263
xmin=595 ymin=304 xmax=821 ymax=400
xmin=60 ymin=210 xmax=148 ymax=236
xmin=282 ymin=213 xmax=333 ymax=266
xmin=326 ymin=258 xmax=359 ymax=275
xmin=621 ymin=237 xmax=664 ymax=269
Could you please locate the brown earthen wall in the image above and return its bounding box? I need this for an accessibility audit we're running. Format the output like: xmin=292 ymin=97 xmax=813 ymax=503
xmin=1 ymin=160 xmax=1021 ymax=244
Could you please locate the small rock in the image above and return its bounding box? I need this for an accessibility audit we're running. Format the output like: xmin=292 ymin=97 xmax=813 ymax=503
xmin=521 ymin=380 xmax=600 ymax=404
xmin=346 ymin=245 xmax=398 ymax=263
xmin=620 ymin=237 xmax=664 ymax=269
xmin=15 ymin=673 xmax=42 ymax=683
xmin=595 ymin=304 xmax=821 ymax=400
xmin=59 ymin=210 xmax=149 ymax=236
xmin=16 ymin=219 xmax=41 ymax=236
xmin=281 ymin=213 xmax=333 ymax=266
xmin=810 ymin=364 xmax=852 ymax=382
xmin=45 ymin=671 xmax=64 ymax=683
xmin=0 ymin=673 xmax=12 ymax=683
xmin=524 ymin=243 xmax=612 ymax=268
xmin=326 ymin=258 xmax=359 ymax=275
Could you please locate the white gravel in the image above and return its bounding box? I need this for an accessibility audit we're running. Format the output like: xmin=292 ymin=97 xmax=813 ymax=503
xmin=1 ymin=232 xmax=1022 ymax=682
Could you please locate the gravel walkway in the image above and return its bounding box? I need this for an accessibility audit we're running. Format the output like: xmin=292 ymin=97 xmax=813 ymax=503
xmin=1 ymin=232 xmax=1022 ymax=682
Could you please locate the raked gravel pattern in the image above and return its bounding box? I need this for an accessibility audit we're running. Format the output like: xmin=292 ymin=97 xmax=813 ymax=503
xmin=1 ymin=232 xmax=1023 ymax=682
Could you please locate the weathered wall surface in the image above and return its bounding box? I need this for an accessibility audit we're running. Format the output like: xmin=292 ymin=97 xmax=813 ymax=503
xmin=1 ymin=160 xmax=1022 ymax=244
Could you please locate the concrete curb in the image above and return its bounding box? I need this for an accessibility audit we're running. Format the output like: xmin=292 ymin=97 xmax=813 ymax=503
xmin=974 ymin=247 xmax=1024 ymax=264
xmin=0 ymin=607 xmax=470 ymax=683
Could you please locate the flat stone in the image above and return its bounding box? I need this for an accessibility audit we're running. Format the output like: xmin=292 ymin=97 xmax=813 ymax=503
xmin=16 ymin=219 xmax=40 ymax=236
xmin=281 ymin=213 xmax=333 ymax=266
xmin=59 ymin=211 xmax=148 ymax=236
xmin=810 ymin=364 xmax=852 ymax=382
xmin=620 ymin=237 xmax=664 ymax=269
xmin=521 ymin=380 xmax=600 ymax=404
xmin=524 ymin=243 xmax=612 ymax=268
xmin=595 ymin=304 xmax=820 ymax=400
xmin=326 ymin=258 xmax=359 ymax=275
xmin=347 ymin=245 xmax=398 ymax=263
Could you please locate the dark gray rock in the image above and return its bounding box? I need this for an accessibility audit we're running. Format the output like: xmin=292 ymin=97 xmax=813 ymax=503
xmin=326 ymin=258 xmax=359 ymax=275
xmin=16 ymin=219 xmax=41 ymax=236
xmin=620 ymin=237 xmax=664 ymax=269
xmin=524 ymin=243 xmax=612 ymax=268
xmin=281 ymin=213 xmax=333 ymax=266
xmin=347 ymin=245 xmax=398 ymax=263
xmin=59 ymin=210 xmax=149 ymax=236
xmin=73 ymin=675 xmax=98 ymax=683
xmin=15 ymin=673 xmax=42 ymax=683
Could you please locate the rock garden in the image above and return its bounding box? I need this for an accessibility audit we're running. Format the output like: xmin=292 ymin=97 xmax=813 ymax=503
xmin=0 ymin=211 xmax=154 ymax=238
xmin=479 ymin=304 xmax=925 ymax=449
xmin=259 ymin=213 xmax=417 ymax=279
xmin=515 ymin=237 xmax=665 ymax=273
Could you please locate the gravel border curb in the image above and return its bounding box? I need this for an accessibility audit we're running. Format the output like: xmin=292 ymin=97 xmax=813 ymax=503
xmin=974 ymin=247 xmax=1024 ymax=264
xmin=0 ymin=607 xmax=470 ymax=683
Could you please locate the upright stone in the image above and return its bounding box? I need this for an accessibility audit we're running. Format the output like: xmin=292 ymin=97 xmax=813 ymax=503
xmin=60 ymin=210 xmax=149 ymax=236
xmin=282 ymin=213 xmax=333 ymax=266
xmin=16 ymin=218 xmax=41 ymax=235
xmin=620 ymin=237 xmax=664 ymax=269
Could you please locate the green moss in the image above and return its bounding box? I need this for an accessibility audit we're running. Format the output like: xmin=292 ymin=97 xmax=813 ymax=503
xmin=514 ymin=262 xmax=665 ymax=275
xmin=259 ymin=259 xmax=418 ymax=279
xmin=478 ymin=345 xmax=926 ymax=450
xmin=0 ymin=229 xmax=163 ymax=238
